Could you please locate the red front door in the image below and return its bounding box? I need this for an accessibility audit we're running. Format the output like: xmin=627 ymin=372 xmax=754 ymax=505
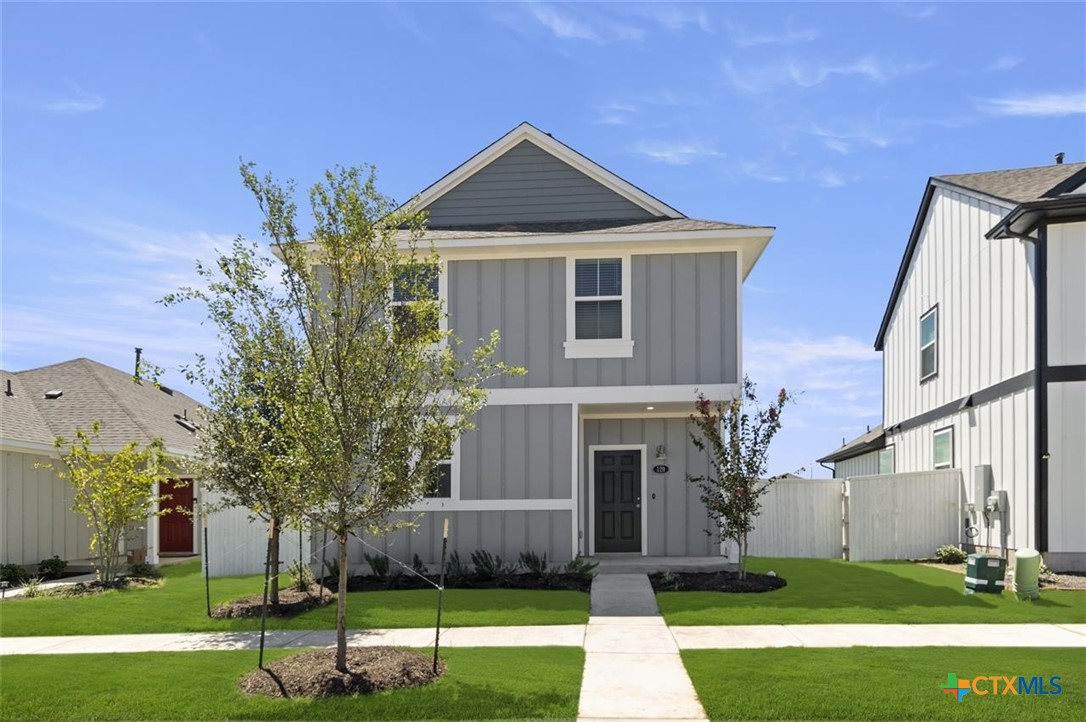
xmin=160 ymin=480 xmax=194 ymax=553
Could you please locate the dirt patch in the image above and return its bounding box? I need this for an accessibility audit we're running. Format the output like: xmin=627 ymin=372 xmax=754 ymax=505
xmin=649 ymin=570 xmax=787 ymax=593
xmin=337 ymin=572 xmax=592 ymax=593
xmin=44 ymin=576 xmax=161 ymax=598
xmin=211 ymin=585 xmax=333 ymax=619
xmin=239 ymin=647 xmax=443 ymax=698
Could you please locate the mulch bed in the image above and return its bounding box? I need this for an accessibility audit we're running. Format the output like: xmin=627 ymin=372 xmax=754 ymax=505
xmin=648 ymin=570 xmax=787 ymax=593
xmin=335 ymin=572 xmax=592 ymax=593
xmin=1041 ymin=571 xmax=1086 ymax=590
xmin=211 ymin=584 xmax=334 ymax=619
xmin=239 ymin=647 xmax=443 ymax=698
xmin=43 ymin=576 xmax=161 ymax=598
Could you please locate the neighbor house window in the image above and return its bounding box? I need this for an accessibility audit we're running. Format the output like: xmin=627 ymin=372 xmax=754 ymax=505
xmin=920 ymin=306 xmax=938 ymax=381
xmin=422 ymin=423 xmax=456 ymax=500
xmin=933 ymin=427 xmax=954 ymax=469
xmin=392 ymin=263 xmax=442 ymax=341
xmin=564 ymin=256 xmax=634 ymax=358
xmin=878 ymin=445 xmax=895 ymax=475
xmin=426 ymin=461 xmax=452 ymax=498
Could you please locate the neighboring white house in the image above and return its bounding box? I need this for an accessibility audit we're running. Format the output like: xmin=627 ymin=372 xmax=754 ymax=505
xmin=0 ymin=357 xmax=205 ymax=569
xmin=229 ymin=121 xmax=774 ymax=573
xmin=824 ymin=159 xmax=1085 ymax=571
xmin=817 ymin=425 xmax=892 ymax=479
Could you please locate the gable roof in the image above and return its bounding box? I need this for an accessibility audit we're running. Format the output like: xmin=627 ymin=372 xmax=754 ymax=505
xmin=817 ymin=425 xmax=885 ymax=464
xmin=875 ymin=161 xmax=1086 ymax=350
xmin=1 ymin=358 xmax=205 ymax=455
xmin=406 ymin=122 xmax=685 ymax=221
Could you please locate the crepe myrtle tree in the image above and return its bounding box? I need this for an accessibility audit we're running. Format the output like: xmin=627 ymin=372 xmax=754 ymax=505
xmin=43 ymin=422 xmax=178 ymax=583
xmin=242 ymin=161 xmax=523 ymax=672
xmin=163 ymin=238 xmax=308 ymax=605
xmin=687 ymin=377 xmax=794 ymax=580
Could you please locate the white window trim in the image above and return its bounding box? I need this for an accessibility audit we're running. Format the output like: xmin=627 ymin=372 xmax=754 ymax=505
xmin=587 ymin=444 xmax=648 ymax=557
xmin=390 ymin=260 xmax=448 ymax=347
xmin=407 ymin=435 xmax=461 ymax=511
xmin=564 ymin=254 xmax=634 ymax=359
xmin=933 ymin=426 xmax=954 ymax=470
xmin=920 ymin=305 xmax=938 ymax=382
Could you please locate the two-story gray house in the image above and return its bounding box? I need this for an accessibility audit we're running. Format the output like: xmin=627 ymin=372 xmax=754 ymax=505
xmin=356 ymin=122 xmax=775 ymax=565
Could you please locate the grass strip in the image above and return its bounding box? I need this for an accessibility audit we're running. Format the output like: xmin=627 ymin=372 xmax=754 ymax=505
xmin=682 ymin=646 xmax=1080 ymax=720
xmin=657 ymin=557 xmax=1086 ymax=625
xmin=0 ymin=647 xmax=584 ymax=720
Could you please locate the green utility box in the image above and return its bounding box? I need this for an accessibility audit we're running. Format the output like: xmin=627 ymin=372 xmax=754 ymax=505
xmin=965 ymin=553 xmax=1006 ymax=594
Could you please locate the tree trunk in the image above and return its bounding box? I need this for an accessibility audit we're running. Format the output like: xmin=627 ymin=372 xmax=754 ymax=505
xmin=335 ymin=533 xmax=349 ymax=673
xmin=738 ymin=533 xmax=747 ymax=580
xmin=269 ymin=516 xmax=280 ymax=605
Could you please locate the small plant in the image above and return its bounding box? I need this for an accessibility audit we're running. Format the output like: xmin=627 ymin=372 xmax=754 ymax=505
xmin=564 ymin=555 xmax=599 ymax=579
xmin=444 ymin=551 xmax=470 ymax=587
xmin=935 ymin=545 xmax=967 ymax=564
xmin=288 ymin=559 xmax=315 ymax=592
xmin=411 ymin=553 xmax=427 ymax=575
xmin=364 ymin=552 xmax=390 ymax=578
xmin=37 ymin=555 xmax=68 ymax=580
xmin=659 ymin=570 xmax=681 ymax=591
xmin=471 ymin=550 xmax=518 ymax=582
xmin=519 ymin=550 xmax=550 ymax=579
xmin=21 ymin=577 xmax=48 ymax=598
xmin=127 ymin=561 xmax=161 ymax=579
xmin=1 ymin=563 xmax=28 ymax=585
xmin=1039 ymin=560 xmax=1054 ymax=577
xmin=322 ymin=557 xmax=341 ymax=584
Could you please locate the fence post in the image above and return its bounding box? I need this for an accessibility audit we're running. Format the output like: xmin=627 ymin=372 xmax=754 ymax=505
xmin=433 ymin=518 xmax=449 ymax=674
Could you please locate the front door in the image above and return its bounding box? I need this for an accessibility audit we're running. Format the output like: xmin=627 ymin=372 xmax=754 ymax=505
xmin=594 ymin=450 xmax=641 ymax=553
xmin=159 ymin=479 xmax=194 ymax=553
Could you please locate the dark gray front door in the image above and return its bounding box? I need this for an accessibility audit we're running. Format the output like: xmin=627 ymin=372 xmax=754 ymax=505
xmin=594 ymin=450 xmax=641 ymax=553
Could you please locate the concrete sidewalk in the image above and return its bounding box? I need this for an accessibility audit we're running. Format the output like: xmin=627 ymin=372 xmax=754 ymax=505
xmin=578 ymin=574 xmax=707 ymax=721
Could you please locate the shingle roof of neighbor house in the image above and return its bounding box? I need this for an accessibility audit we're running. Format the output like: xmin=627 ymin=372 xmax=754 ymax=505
xmin=420 ymin=217 xmax=769 ymax=238
xmin=0 ymin=358 xmax=204 ymax=454
xmin=817 ymin=425 xmax=886 ymax=465
xmin=935 ymin=161 xmax=1086 ymax=204
xmin=875 ymin=160 xmax=1086 ymax=351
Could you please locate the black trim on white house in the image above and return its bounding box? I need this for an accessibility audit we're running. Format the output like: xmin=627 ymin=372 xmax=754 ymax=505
xmin=884 ymin=370 xmax=1034 ymax=437
xmin=1035 ymin=225 xmax=1049 ymax=552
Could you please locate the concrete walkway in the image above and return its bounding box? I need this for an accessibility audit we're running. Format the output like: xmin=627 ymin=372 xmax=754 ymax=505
xmin=578 ymin=573 xmax=707 ymax=721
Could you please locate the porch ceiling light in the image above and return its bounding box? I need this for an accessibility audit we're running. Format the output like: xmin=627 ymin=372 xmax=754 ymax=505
xmin=646 ymin=406 xmax=655 ymax=410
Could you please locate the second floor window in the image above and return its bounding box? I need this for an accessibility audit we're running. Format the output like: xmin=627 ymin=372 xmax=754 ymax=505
xmin=920 ymin=305 xmax=938 ymax=381
xmin=878 ymin=445 xmax=895 ymax=475
xmin=392 ymin=264 xmax=440 ymax=340
xmin=574 ymin=258 xmax=623 ymax=340
xmin=426 ymin=461 xmax=452 ymax=498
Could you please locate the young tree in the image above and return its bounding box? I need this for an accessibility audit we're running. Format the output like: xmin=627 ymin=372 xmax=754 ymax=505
xmin=243 ymin=162 xmax=521 ymax=672
xmin=687 ymin=378 xmax=794 ymax=580
xmin=163 ymin=238 xmax=307 ymax=605
xmin=46 ymin=422 xmax=177 ymax=583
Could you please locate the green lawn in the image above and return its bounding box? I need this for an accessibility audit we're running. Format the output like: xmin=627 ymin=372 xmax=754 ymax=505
xmin=0 ymin=561 xmax=588 ymax=637
xmin=657 ymin=557 xmax=1086 ymax=625
xmin=683 ymin=647 xmax=1080 ymax=720
xmin=0 ymin=647 xmax=584 ymax=720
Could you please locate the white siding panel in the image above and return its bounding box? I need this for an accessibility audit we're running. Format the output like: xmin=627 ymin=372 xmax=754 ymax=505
xmin=834 ymin=451 xmax=880 ymax=479
xmin=1 ymin=450 xmax=91 ymax=566
xmin=747 ymin=479 xmax=842 ymax=558
xmin=203 ymin=491 xmax=310 ymax=578
xmin=1047 ymin=222 xmax=1086 ymax=367
xmin=1048 ymin=381 xmax=1086 ymax=554
xmin=884 ymin=188 xmax=1032 ymax=426
xmin=846 ymin=470 xmax=960 ymax=561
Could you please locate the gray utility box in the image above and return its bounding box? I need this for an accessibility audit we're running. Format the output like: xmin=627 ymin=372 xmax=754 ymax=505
xmin=965 ymin=553 xmax=1006 ymax=594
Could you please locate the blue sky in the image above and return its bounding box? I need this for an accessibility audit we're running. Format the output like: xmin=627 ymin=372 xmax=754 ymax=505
xmin=3 ymin=2 xmax=1084 ymax=476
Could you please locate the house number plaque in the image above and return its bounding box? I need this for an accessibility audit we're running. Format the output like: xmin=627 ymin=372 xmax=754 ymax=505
xmin=652 ymin=464 xmax=669 ymax=474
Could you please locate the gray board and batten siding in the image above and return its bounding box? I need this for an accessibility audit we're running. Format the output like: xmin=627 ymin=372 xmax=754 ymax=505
xmin=583 ymin=417 xmax=716 ymax=557
xmin=423 ymin=140 xmax=656 ymax=226
xmin=448 ymin=252 xmax=739 ymax=388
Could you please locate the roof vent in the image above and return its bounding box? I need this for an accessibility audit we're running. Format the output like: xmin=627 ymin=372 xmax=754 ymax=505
xmin=159 ymin=385 xmax=174 ymax=396
xmin=44 ymin=389 xmax=63 ymax=400
xmin=174 ymin=409 xmax=198 ymax=433
xmin=1055 ymin=152 xmax=1065 ymax=165
xmin=4 ymin=379 xmax=12 ymax=397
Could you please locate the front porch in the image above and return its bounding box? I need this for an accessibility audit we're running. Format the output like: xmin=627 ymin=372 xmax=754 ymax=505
xmin=589 ymin=553 xmax=735 ymax=574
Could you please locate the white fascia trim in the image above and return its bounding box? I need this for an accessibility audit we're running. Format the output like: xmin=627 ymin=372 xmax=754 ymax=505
xmin=404 ymin=498 xmax=574 ymax=513
xmin=570 ymin=403 xmax=580 ymax=560
xmin=587 ymin=444 xmax=649 ymax=557
xmin=484 ymin=383 xmax=739 ymax=406
xmin=0 ymin=438 xmax=59 ymax=455
xmin=405 ymin=123 xmax=683 ymax=219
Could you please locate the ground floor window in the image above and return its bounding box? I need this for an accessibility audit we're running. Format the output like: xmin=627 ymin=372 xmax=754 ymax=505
xmin=933 ymin=427 xmax=954 ymax=469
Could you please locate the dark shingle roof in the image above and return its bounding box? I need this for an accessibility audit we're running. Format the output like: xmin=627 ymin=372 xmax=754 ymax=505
xmin=0 ymin=371 xmax=55 ymax=446
xmin=420 ymin=217 xmax=769 ymax=240
xmin=817 ymin=425 xmax=885 ymax=464
xmin=2 ymin=359 xmax=204 ymax=454
xmin=935 ymin=162 xmax=1086 ymax=204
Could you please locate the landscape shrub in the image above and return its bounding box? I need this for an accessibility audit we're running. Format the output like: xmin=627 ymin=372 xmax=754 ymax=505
xmin=564 ymin=555 xmax=599 ymax=580
xmin=127 ymin=561 xmax=161 ymax=579
xmin=364 ymin=552 xmax=390 ymax=578
xmin=443 ymin=551 xmax=470 ymax=587
xmin=21 ymin=577 xmax=47 ymax=598
xmin=935 ymin=545 xmax=967 ymax=564
xmin=470 ymin=550 xmax=518 ymax=582
xmin=287 ymin=559 xmax=315 ymax=592
xmin=37 ymin=555 xmax=68 ymax=580
xmin=1 ymin=563 xmax=28 ymax=585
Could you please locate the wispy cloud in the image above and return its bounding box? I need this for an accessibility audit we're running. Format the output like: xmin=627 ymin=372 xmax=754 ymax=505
xmin=986 ymin=55 xmax=1022 ymax=72
xmin=723 ymin=55 xmax=929 ymax=94
xmin=526 ymin=2 xmax=600 ymax=41
xmin=815 ymin=169 xmax=848 ymax=188
xmin=884 ymin=3 xmax=938 ymax=21
xmin=514 ymin=2 xmax=645 ymax=43
xmin=34 ymin=91 xmax=106 ymax=114
xmin=726 ymin=18 xmax=818 ymax=47
xmin=977 ymin=91 xmax=1086 ymax=117
xmin=593 ymin=102 xmax=636 ymax=126
xmin=737 ymin=158 xmax=789 ymax=183
xmin=810 ymin=124 xmax=895 ymax=154
xmin=629 ymin=139 xmax=722 ymax=165
xmin=621 ymin=3 xmax=712 ymax=33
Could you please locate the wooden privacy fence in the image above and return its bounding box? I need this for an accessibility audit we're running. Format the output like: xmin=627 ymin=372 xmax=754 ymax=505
xmin=747 ymin=470 xmax=961 ymax=561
